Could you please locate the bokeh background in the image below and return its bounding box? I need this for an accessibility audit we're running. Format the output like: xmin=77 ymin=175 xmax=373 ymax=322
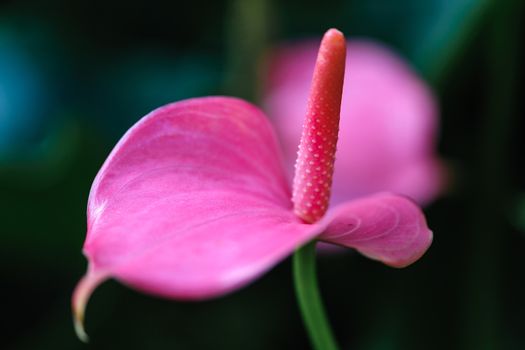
xmin=2 ymin=0 xmax=524 ymax=349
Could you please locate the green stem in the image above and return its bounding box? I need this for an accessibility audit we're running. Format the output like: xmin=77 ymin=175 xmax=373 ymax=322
xmin=293 ymin=241 xmax=339 ymax=350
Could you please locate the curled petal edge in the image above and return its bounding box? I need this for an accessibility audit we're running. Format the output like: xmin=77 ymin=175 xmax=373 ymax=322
xmin=318 ymin=192 xmax=433 ymax=268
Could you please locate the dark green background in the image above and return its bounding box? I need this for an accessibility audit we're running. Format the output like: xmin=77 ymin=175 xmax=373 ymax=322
xmin=1 ymin=0 xmax=524 ymax=349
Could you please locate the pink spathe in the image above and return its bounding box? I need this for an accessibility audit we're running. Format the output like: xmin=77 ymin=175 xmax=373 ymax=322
xmin=73 ymin=30 xmax=433 ymax=341
xmin=264 ymin=40 xmax=444 ymax=206
xmin=77 ymin=97 xmax=431 ymax=301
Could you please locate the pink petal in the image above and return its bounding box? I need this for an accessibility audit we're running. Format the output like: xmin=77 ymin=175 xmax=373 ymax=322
xmin=73 ymin=97 xmax=323 ymax=334
xmin=264 ymin=39 xmax=444 ymax=205
xmin=81 ymin=97 xmax=315 ymax=299
xmin=318 ymin=193 xmax=433 ymax=268
xmin=73 ymin=96 xmax=432 ymax=338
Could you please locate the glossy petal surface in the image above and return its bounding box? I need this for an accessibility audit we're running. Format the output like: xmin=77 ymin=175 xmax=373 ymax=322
xmin=73 ymin=96 xmax=433 ymax=340
xmin=264 ymin=40 xmax=444 ymax=205
xmin=82 ymin=97 xmax=316 ymax=300
xmin=77 ymin=96 xmax=432 ymax=303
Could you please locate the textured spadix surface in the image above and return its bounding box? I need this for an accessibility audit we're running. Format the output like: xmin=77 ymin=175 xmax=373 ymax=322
xmin=75 ymin=97 xmax=432 ymax=310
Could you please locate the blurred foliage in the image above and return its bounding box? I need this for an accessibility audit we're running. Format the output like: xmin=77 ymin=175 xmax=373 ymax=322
xmin=343 ymin=0 xmax=492 ymax=83
xmin=277 ymin=0 xmax=492 ymax=84
xmin=1 ymin=0 xmax=524 ymax=349
xmin=0 ymin=16 xmax=68 ymax=160
xmin=512 ymin=194 xmax=525 ymax=233
xmin=89 ymin=50 xmax=222 ymax=139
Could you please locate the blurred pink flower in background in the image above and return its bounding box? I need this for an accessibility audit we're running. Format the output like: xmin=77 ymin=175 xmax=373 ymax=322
xmin=264 ymin=39 xmax=445 ymax=206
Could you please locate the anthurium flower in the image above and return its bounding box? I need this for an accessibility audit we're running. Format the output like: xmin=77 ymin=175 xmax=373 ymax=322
xmin=73 ymin=29 xmax=432 ymax=341
xmin=264 ymin=39 xmax=445 ymax=206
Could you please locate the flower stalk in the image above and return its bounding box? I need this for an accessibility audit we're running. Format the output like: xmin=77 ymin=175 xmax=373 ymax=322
xmin=293 ymin=242 xmax=339 ymax=350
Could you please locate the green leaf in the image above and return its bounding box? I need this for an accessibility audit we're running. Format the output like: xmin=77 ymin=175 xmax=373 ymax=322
xmin=344 ymin=0 xmax=492 ymax=84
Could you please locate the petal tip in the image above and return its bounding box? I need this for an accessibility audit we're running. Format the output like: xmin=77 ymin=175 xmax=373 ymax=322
xmin=73 ymin=311 xmax=90 ymax=343
xmin=71 ymin=271 xmax=108 ymax=342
